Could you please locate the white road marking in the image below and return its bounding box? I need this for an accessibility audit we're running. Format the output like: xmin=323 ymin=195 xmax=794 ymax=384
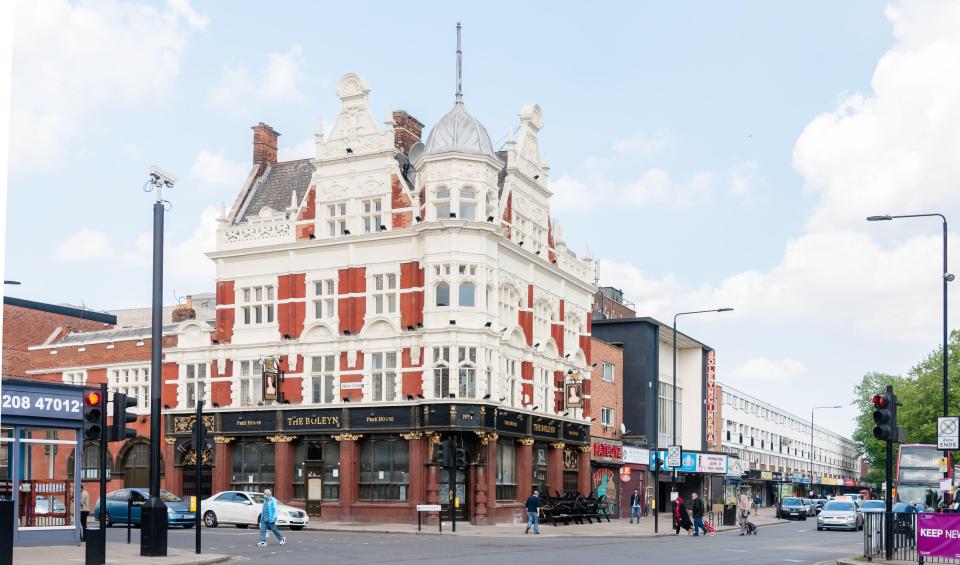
xmin=784 ymin=560 xmax=805 ymax=563
xmin=723 ymin=549 xmax=748 ymax=553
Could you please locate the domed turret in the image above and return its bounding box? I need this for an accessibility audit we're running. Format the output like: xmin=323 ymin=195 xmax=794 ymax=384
xmin=423 ymin=102 xmax=498 ymax=159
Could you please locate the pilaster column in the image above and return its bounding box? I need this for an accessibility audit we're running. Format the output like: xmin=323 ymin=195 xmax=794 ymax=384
xmin=211 ymin=436 xmax=234 ymax=494
xmin=402 ymin=433 xmax=426 ymax=506
xmin=163 ymin=437 xmax=182 ymax=495
xmin=333 ymin=433 xmax=362 ymax=522
xmin=516 ymin=438 xmax=534 ymax=501
xmin=425 ymin=433 xmax=440 ymax=524
xmin=268 ymin=434 xmax=296 ymax=502
xmin=473 ymin=432 xmax=496 ymax=525
xmin=577 ymin=445 xmax=591 ymax=495
xmin=548 ymin=442 xmax=565 ymax=495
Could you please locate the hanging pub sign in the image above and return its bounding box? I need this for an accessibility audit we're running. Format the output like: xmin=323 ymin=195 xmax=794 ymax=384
xmin=262 ymin=355 xmax=281 ymax=402
xmin=565 ymin=382 xmax=584 ymax=408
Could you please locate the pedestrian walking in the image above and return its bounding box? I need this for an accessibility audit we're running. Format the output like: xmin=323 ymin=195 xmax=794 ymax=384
xmin=673 ymin=495 xmax=692 ymax=535
xmin=629 ymin=488 xmax=642 ymax=524
xmin=691 ymin=492 xmax=708 ymax=536
xmin=525 ymin=489 xmax=541 ymax=534
xmin=257 ymin=489 xmax=286 ymax=547
xmin=754 ymin=494 xmax=761 ymax=513
xmin=738 ymin=493 xmax=751 ymax=536
xmin=79 ymin=486 xmax=90 ymax=542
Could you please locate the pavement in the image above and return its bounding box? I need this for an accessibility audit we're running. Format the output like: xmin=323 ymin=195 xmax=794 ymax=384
xmin=301 ymin=505 xmax=789 ymax=538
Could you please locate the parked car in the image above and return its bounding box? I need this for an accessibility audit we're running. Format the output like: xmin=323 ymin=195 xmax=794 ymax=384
xmin=777 ymin=497 xmax=808 ymax=520
xmin=817 ymin=500 xmax=863 ymax=531
xmin=802 ymin=499 xmax=817 ymax=516
xmin=200 ymin=490 xmax=309 ymax=530
xmin=860 ymin=500 xmax=886 ymax=514
xmin=93 ymin=488 xmax=195 ymax=528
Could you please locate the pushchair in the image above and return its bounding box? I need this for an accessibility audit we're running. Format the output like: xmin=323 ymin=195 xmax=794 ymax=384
xmin=745 ymin=520 xmax=758 ymax=535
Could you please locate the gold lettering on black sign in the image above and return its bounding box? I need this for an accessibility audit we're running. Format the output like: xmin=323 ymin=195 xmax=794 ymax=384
xmin=235 ymin=418 xmax=263 ymax=427
xmin=461 ymin=413 xmax=474 ymax=420
xmin=501 ymin=419 xmax=519 ymax=428
xmin=286 ymin=415 xmax=340 ymax=427
xmin=365 ymin=415 xmax=396 ymax=424
xmin=533 ymin=423 xmax=557 ymax=434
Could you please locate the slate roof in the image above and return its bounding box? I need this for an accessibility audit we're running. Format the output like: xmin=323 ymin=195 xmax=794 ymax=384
xmin=236 ymin=159 xmax=315 ymax=223
xmin=56 ymin=324 xmax=185 ymax=345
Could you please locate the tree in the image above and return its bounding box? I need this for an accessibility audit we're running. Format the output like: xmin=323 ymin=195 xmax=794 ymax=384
xmin=852 ymin=330 xmax=960 ymax=483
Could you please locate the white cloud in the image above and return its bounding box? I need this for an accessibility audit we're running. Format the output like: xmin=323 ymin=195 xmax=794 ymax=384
xmin=208 ymin=46 xmax=307 ymax=111
xmin=55 ymin=229 xmax=115 ymax=262
xmin=613 ymin=127 xmax=674 ymax=157
xmin=727 ymin=159 xmax=758 ymax=197
xmin=10 ymin=0 xmax=207 ymax=173
xmin=166 ymin=206 xmax=219 ymax=285
xmin=190 ymin=150 xmax=250 ymax=188
xmin=279 ymin=137 xmax=315 ymax=161
xmin=732 ymin=357 xmax=808 ymax=381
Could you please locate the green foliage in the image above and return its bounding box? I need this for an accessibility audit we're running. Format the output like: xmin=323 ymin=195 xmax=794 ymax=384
xmin=853 ymin=330 xmax=960 ymax=473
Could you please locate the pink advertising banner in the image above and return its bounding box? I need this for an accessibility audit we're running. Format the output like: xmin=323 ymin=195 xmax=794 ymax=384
xmin=917 ymin=512 xmax=960 ymax=559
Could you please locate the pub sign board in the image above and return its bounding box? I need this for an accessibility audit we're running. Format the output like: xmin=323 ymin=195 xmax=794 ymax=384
xmin=283 ymin=409 xmax=343 ymax=432
xmin=531 ymin=417 xmax=560 ymax=440
xmin=221 ymin=411 xmax=277 ymax=433
xmin=496 ymin=411 xmax=528 ymax=435
xmin=562 ymin=422 xmax=588 ymax=443
xmin=454 ymin=405 xmax=482 ymax=427
xmin=348 ymin=406 xmax=412 ymax=431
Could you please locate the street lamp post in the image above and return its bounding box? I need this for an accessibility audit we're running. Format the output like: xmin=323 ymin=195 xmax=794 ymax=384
xmin=868 ymin=213 xmax=952 ymax=502
xmin=810 ymin=405 xmax=841 ymax=497
xmin=670 ymin=308 xmax=733 ymax=499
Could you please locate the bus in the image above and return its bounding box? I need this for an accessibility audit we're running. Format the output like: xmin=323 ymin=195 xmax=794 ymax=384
xmin=896 ymin=444 xmax=951 ymax=507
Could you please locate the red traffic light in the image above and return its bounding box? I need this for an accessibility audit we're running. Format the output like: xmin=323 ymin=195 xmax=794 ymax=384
xmin=84 ymin=391 xmax=102 ymax=407
xmin=872 ymin=394 xmax=889 ymax=408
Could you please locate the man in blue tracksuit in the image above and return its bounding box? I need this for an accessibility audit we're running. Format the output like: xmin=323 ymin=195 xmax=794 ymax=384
xmin=258 ymin=489 xmax=286 ymax=547
xmin=525 ymin=489 xmax=541 ymax=534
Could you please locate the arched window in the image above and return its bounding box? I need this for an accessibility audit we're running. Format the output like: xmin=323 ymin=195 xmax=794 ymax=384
xmin=458 ymin=282 xmax=475 ymax=307
xmin=459 ymin=187 xmax=477 ymax=220
xmin=433 ymin=346 xmax=451 ymax=398
xmin=67 ymin=442 xmax=113 ymax=481
xmin=435 ymin=188 xmax=451 ymax=219
xmin=436 ymin=282 xmax=450 ymax=307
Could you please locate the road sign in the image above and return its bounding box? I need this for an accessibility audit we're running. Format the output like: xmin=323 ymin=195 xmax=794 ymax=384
xmin=667 ymin=445 xmax=682 ymax=468
xmin=938 ymin=417 xmax=959 ymax=450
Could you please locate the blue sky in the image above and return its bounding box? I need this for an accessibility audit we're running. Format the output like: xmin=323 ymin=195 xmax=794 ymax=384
xmin=7 ymin=0 xmax=960 ymax=436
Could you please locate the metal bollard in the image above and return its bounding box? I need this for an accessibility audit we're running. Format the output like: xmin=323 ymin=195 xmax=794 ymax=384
xmin=85 ymin=527 xmax=104 ymax=565
xmin=0 ymin=499 xmax=13 ymax=565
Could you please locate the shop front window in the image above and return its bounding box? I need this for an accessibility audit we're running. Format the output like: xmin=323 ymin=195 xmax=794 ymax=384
xmin=0 ymin=427 xmax=11 ymax=500
xmin=18 ymin=427 xmax=76 ymax=528
xmin=496 ymin=441 xmax=516 ymax=501
xmin=532 ymin=442 xmax=549 ymax=494
xmin=359 ymin=439 xmax=408 ymax=500
xmin=231 ymin=442 xmax=275 ymax=493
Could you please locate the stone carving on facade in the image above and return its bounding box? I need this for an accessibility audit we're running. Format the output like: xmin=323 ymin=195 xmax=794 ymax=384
xmin=164 ymin=436 xmax=176 ymax=445
xmin=220 ymin=222 xmax=293 ymax=245
xmin=475 ymin=431 xmax=498 ymax=445
xmin=577 ymin=445 xmax=591 ymax=452
xmin=400 ymin=432 xmax=423 ymax=440
xmin=184 ymin=447 xmax=214 ymax=466
xmin=267 ymin=434 xmax=296 ymax=443
xmin=333 ymin=433 xmax=363 ymax=442
xmin=549 ymin=442 xmax=566 ymax=450
xmin=518 ymin=437 xmax=535 ymax=446
xmin=212 ymin=436 xmax=235 ymax=444
xmin=173 ymin=415 xmax=215 ymax=434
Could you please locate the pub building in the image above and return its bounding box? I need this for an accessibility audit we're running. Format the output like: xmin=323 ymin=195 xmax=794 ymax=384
xmin=159 ymin=35 xmax=599 ymax=526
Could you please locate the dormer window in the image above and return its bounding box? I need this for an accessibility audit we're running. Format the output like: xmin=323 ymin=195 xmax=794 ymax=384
xmin=459 ymin=187 xmax=477 ymax=220
xmin=435 ymin=188 xmax=451 ymax=219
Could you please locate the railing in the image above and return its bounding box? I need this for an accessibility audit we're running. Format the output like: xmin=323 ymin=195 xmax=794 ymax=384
xmin=863 ymin=512 xmax=960 ymax=563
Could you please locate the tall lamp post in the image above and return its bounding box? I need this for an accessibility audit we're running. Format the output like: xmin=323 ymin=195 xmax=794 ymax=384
xmin=810 ymin=405 xmax=841 ymax=497
xmin=671 ymin=308 xmax=733 ymax=498
xmin=141 ymin=166 xmax=176 ymax=556
xmin=868 ymin=213 xmax=953 ymax=502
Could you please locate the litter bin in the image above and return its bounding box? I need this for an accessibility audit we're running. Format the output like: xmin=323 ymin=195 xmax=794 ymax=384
xmin=1 ymin=499 xmax=13 ymax=565
xmin=723 ymin=504 xmax=737 ymax=526
xmin=85 ymin=528 xmax=104 ymax=565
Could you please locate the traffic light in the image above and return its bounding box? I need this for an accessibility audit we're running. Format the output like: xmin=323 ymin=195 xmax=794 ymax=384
xmin=83 ymin=391 xmax=103 ymax=441
xmin=438 ymin=439 xmax=453 ymax=467
xmin=872 ymin=391 xmax=897 ymax=441
xmin=455 ymin=447 xmax=467 ymax=468
xmin=109 ymin=393 xmax=138 ymax=442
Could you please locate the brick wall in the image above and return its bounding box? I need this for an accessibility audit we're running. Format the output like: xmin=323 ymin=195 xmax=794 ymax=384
xmin=3 ymin=302 xmax=114 ymax=377
xmin=589 ymin=338 xmax=623 ymax=441
xmin=28 ymin=335 xmax=176 ymax=376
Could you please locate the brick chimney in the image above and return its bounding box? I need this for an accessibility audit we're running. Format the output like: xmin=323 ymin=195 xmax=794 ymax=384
xmin=252 ymin=122 xmax=280 ymax=168
xmin=172 ymin=295 xmax=196 ymax=323
xmin=392 ymin=111 xmax=424 ymax=155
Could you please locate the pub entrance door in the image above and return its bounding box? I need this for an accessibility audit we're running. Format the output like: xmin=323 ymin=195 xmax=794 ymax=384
xmin=439 ymin=468 xmax=467 ymax=520
xmin=304 ymin=462 xmax=323 ymax=516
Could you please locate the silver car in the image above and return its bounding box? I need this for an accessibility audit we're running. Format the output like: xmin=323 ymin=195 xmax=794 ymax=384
xmin=817 ymin=500 xmax=863 ymax=531
xmin=803 ymin=499 xmax=817 ymax=516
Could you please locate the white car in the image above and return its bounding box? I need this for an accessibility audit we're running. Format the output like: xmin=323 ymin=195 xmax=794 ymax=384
xmin=200 ymin=490 xmax=309 ymax=530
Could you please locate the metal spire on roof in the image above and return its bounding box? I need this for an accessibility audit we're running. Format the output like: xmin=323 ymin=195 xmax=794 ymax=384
xmin=455 ymin=22 xmax=463 ymax=104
